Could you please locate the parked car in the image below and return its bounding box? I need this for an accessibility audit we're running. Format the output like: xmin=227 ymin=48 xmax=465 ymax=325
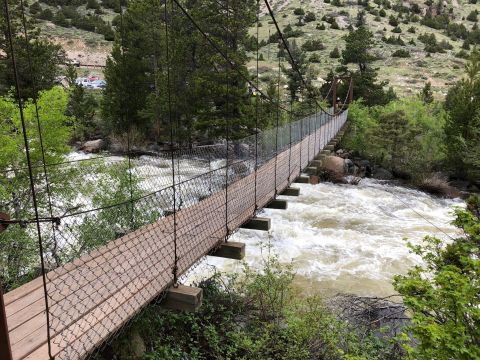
xmin=89 ymin=80 xmax=107 ymax=89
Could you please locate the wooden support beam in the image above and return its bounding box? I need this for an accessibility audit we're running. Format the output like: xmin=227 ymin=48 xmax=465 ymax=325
xmin=309 ymin=175 xmax=320 ymax=185
xmin=320 ymin=150 xmax=331 ymax=155
xmin=305 ymin=167 xmax=318 ymax=176
xmin=241 ymin=217 xmax=271 ymax=231
xmin=210 ymin=242 xmax=245 ymax=260
xmin=0 ymin=290 xmax=13 ymax=360
xmin=265 ymin=199 xmax=288 ymax=210
xmin=280 ymin=187 xmax=300 ymax=196
xmin=294 ymin=175 xmax=310 ymax=183
xmin=310 ymin=160 xmax=322 ymax=168
xmin=314 ymin=154 xmax=327 ymax=161
xmin=325 ymin=144 xmax=335 ymax=151
xmin=161 ymin=285 xmax=203 ymax=312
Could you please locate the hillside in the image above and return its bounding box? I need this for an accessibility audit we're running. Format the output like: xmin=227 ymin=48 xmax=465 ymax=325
xmin=29 ymin=0 xmax=479 ymax=96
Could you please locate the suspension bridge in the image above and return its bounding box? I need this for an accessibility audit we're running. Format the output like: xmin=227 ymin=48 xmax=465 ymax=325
xmin=1 ymin=0 xmax=353 ymax=358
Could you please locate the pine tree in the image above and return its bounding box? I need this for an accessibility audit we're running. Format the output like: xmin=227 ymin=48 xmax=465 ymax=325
xmin=421 ymin=81 xmax=434 ymax=104
xmin=444 ymin=49 xmax=480 ymax=180
xmin=0 ymin=0 xmax=65 ymax=99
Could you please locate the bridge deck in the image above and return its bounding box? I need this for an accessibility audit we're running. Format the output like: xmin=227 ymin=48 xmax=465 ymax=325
xmin=4 ymin=118 xmax=345 ymax=359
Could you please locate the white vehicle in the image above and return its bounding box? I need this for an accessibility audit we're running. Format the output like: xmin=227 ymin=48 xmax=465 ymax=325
xmin=75 ymin=77 xmax=90 ymax=87
xmin=89 ymin=80 xmax=107 ymax=89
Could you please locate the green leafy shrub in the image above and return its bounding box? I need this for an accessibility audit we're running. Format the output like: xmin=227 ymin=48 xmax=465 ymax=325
xmin=394 ymin=195 xmax=480 ymax=359
xmin=344 ymin=98 xmax=447 ymax=178
xmin=110 ymin=249 xmax=403 ymax=359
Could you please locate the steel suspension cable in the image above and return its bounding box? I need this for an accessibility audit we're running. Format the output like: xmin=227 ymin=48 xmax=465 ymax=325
xmin=119 ymin=5 xmax=135 ymax=227
xmin=2 ymin=0 xmax=53 ymax=357
xmin=164 ymin=0 xmax=179 ymax=286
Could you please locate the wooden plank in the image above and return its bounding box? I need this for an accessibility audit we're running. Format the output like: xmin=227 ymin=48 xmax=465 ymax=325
xmin=0 ymin=290 xmax=13 ymax=360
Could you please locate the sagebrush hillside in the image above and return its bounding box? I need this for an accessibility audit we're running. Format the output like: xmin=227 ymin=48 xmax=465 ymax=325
xmin=30 ymin=0 xmax=479 ymax=96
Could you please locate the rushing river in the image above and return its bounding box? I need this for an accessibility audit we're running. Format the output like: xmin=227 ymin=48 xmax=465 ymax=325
xmin=67 ymin=152 xmax=462 ymax=297
xmin=190 ymin=179 xmax=463 ymax=298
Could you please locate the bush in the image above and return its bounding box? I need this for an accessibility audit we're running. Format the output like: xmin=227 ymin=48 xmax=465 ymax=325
xmin=392 ymin=25 xmax=402 ymax=33
xmin=379 ymin=8 xmax=386 ymax=17
xmin=330 ymin=19 xmax=340 ymax=29
xmin=421 ymin=13 xmax=450 ymax=29
xmin=316 ymin=22 xmax=326 ymax=30
xmin=29 ymin=1 xmax=42 ymax=14
xmin=301 ymin=39 xmax=325 ymax=51
xmin=392 ymin=49 xmax=410 ymax=57
xmin=37 ymin=8 xmax=53 ymax=21
xmin=418 ymin=174 xmax=459 ymax=198
xmin=407 ymin=26 xmax=416 ymax=33
xmin=293 ymin=7 xmax=304 ymax=16
xmin=109 ymin=250 xmax=403 ymax=359
xmin=304 ymin=11 xmax=316 ymax=22
xmin=309 ymin=53 xmax=321 ymax=63
xmin=418 ymin=33 xmax=452 ymax=53
xmin=389 ymin=15 xmax=399 ymax=26
xmin=344 ymin=99 xmax=447 ymax=178
xmin=394 ymin=196 xmax=480 ymax=358
xmin=87 ymin=0 xmax=100 ymax=9
xmin=466 ymin=10 xmax=478 ymax=22
xmin=383 ymin=35 xmax=405 ymax=46
xmin=329 ymin=46 xmax=341 ymax=58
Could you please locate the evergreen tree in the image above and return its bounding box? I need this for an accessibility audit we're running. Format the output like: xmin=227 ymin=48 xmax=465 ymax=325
xmin=0 ymin=0 xmax=65 ymax=99
xmin=102 ymin=0 xmax=256 ymax=143
xmin=342 ymin=25 xmax=396 ymax=105
xmin=280 ymin=40 xmax=307 ymax=102
xmin=444 ymin=49 xmax=480 ymax=180
xmin=420 ymin=81 xmax=434 ymax=104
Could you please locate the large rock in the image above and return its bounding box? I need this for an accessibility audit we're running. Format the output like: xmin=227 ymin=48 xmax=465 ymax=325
xmin=373 ymin=167 xmax=393 ymax=180
xmin=81 ymin=139 xmax=105 ymax=153
xmin=320 ymin=156 xmax=346 ymax=176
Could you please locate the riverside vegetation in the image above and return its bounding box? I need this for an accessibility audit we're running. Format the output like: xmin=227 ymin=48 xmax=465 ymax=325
xmin=105 ymin=194 xmax=480 ymax=359
xmin=0 ymin=0 xmax=479 ymax=358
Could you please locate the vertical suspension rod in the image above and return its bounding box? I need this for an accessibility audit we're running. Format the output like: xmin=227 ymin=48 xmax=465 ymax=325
xmin=164 ymin=0 xmax=178 ymax=285
xmin=224 ymin=0 xmax=230 ymax=237
xmin=274 ymin=54 xmax=281 ymax=195
xmin=254 ymin=0 xmax=259 ymax=212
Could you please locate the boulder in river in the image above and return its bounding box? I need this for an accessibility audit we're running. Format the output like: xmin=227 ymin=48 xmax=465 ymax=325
xmin=81 ymin=139 xmax=105 ymax=153
xmin=373 ymin=167 xmax=393 ymax=180
xmin=320 ymin=156 xmax=346 ymax=176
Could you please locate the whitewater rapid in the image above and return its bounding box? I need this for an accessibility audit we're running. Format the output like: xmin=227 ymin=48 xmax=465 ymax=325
xmin=191 ymin=179 xmax=463 ymax=297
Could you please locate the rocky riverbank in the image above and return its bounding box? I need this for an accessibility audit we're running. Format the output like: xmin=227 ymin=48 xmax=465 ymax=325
xmin=317 ymin=147 xmax=479 ymax=199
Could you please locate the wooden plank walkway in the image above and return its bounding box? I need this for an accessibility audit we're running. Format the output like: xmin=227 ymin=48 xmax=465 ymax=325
xmin=4 ymin=116 xmax=346 ymax=359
